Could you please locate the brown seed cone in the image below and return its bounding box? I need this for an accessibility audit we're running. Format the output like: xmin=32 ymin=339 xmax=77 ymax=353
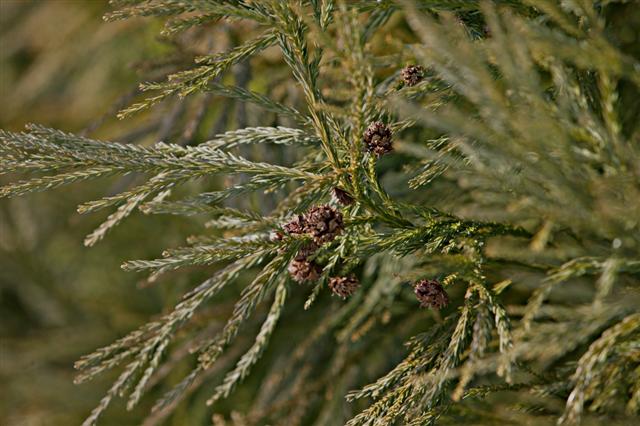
xmin=328 ymin=275 xmax=359 ymax=298
xmin=288 ymin=258 xmax=321 ymax=283
xmin=332 ymin=187 xmax=354 ymax=206
xmin=414 ymin=279 xmax=449 ymax=309
xmin=283 ymin=214 xmax=307 ymax=235
xmin=303 ymin=205 xmax=344 ymax=244
xmin=401 ymin=65 xmax=425 ymax=87
xmin=363 ymin=121 xmax=393 ymax=157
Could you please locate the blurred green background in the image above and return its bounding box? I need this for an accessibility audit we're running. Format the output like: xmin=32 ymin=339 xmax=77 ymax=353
xmin=1 ymin=2 xmax=309 ymax=424
xmin=0 ymin=1 xmax=196 ymax=424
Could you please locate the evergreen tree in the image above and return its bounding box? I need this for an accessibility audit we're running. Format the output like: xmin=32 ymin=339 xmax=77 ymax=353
xmin=1 ymin=1 xmax=639 ymax=425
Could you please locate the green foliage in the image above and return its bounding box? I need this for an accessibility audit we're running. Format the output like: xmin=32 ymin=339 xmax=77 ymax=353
xmin=1 ymin=1 xmax=639 ymax=425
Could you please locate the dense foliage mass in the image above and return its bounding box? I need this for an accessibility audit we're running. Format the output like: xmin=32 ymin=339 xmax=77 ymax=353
xmin=1 ymin=1 xmax=639 ymax=425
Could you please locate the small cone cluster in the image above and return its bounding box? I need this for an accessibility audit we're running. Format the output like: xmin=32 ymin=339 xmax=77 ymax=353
xmin=283 ymin=205 xmax=344 ymax=245
xmin=282 ymin=205 xmax=344 ymax=283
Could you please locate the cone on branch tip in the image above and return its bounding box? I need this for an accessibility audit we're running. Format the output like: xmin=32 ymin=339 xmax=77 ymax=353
xmin=401 ymin=65 xmax=425 ymax=87
xmin=363 ymin=121 xmax=393 ymax=157
xmin=328 ymin=275 xmax=359 ymax=298
xmin=414 ymin=279 xmax=449 ymax=309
